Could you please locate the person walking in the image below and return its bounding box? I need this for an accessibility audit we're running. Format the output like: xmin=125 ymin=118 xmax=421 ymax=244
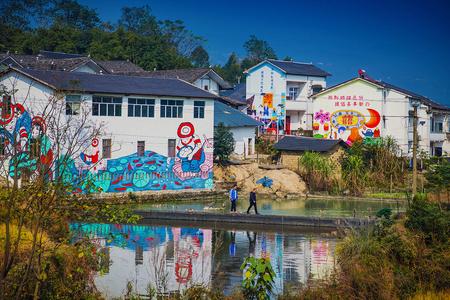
xmin=247 ymin=188 xmax=258 ymax=214
xmin=229 ymin=185 xmax=238 ymax=212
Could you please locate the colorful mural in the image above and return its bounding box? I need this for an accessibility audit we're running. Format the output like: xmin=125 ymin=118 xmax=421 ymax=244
xmin=313 ymin=97 xmax=382 ymax=145
xmin=1 ymin=99 xmax=213 ymax=193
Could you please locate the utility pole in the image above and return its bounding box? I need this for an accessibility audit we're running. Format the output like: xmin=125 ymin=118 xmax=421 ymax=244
xmin=412 ymin=100 xmax=419 ymax=196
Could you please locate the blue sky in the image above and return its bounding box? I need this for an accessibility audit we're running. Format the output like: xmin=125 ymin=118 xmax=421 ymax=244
xmin=79 ymin=0 xmax=450 ymax=105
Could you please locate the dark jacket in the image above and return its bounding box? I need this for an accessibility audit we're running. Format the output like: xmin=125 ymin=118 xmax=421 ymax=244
xmin=249 ymin=191 xmax=256 ymax=203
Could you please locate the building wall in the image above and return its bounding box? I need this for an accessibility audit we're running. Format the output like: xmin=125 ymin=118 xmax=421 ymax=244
xmin=245 ymin=62 xmax=287 ymax=129
xmin=312 ymin=78 xmax=450 ymax=156
xmin=0 ymin=71 xmax=215 ymax=193
xmin=312 ymin=79 xmax=411 ymax=154
xmin=194 ymin=76 xmax=220 ymax=95
xmin=230 ymin=126 xmax=256 ymax=157
xmin=246 ymin=62 xmax=327 ymax=132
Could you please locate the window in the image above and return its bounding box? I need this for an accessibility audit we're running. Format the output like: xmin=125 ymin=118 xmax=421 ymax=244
xmin=93 ymin=96 xmax=122 ymax=116
xmin=128 ymin=98 xmax=155 ymax=117
xmin=66 ymin=95 xmax=81 ymax=115
xmin=288 ymin=87 xmax=299 ymax=100
xmin=431 ymin=117 xmax=443 ymax=133
xmin=102 ymin=139 xmax=112 ymax=158
xmin=311 ymin=85 xmax=323 ymax=94
xmin=204 ymin=85 xmax=209 ymax=91
xmin=137 ymin=141 xmax=145 ymax=156
xmin=1 ymin=94 xmax=12 ymax=118
xmin=160 ymin=100 xmax=183 ymax=118
xmin=194 ymin=101 xmax=205 ymax=118
xmin=168 ymin=139 xmax=176 ymax=157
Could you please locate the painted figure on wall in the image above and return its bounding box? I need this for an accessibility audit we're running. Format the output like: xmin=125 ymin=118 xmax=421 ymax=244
xmin=173 ymin=122 xmax=213 ymax=182
xmin=313 ymin=106 xmax=381 ymax=145
xmin=176 ymin=122 xmax=205 ymax=173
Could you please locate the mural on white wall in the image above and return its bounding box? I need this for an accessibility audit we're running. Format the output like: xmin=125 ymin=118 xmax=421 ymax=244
xmin=313 ymin=94 xmax=381 ymax=145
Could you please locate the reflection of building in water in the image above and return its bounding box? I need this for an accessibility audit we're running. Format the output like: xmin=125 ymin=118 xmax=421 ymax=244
xmin=71 ymin=223 xmax=212 ymax=298
xmin=310 ymin=239 xmax=335 ymax=280
xmin=283 ymin=237 xmax=311 ymax=285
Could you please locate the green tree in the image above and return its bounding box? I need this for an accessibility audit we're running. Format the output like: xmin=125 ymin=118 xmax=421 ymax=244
xmin=214 ymin=123 xmax=235 ymax=162
xmin=425 ymin=158 xmax=450 ymax=203
xmin=242 ymin=35 xmax=277 ymax=69
xmin=190 ymin=45 xmax=209 ymax=67
xmin=50 ymin=0 xmax=100 ymax=30
xmin=118 ymin=5 xmax=159 ymax=36
xmin=217 ymin=52 xmax=242 ymax=84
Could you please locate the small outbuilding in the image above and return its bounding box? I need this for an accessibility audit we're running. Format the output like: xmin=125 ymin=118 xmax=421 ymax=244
xmin=274 ymin=136 xmax=348 ymax=171
xmin=214 ymin=101 xmax=262 ymax=158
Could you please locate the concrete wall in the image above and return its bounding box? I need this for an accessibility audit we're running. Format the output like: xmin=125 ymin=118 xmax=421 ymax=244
xmin=194 ymin=76 xmax=220 ymax=95
xmin=246 ymin=61 xmax=327 ymax=132
xmin=310 ymin=78 xmax=449 ymax=156
xmin=230 ymin=126 xmax=256 ymax=157
xmin=0 ymin=70 xmax=215 ymax=193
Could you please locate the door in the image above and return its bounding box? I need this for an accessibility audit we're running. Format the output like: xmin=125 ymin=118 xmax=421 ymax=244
xmin=168 ymin=139 xmax=176 ymax=157
xmin=286 ymin=116 xmax=291 ymax=135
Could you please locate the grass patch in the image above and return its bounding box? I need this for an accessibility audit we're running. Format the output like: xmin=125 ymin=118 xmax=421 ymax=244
xmin=365 ymin=192 xmax=407 ymax=199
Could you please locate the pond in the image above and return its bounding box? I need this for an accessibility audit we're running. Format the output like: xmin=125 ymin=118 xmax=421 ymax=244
xmin=71 ymin=223 xmax=337 ymax=299
xmin=135 ymin=196 xmax=406 ymax=218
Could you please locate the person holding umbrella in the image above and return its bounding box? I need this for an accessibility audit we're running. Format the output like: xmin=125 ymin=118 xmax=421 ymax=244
xmin=247 ymin=188 xmax=258 ymax=214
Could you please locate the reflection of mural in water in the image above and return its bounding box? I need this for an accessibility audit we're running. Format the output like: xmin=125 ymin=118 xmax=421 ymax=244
xmin=1 ymin=98 xmax=213 ymax=193
xmin=313 ymin=106 xmax=381 ymax=146
xmin=70 ymin=223 xmax=337 ymax=298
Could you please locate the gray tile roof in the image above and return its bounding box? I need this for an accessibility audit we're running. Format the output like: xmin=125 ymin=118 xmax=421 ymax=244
xmin=268 ymin=59 xmax=331 ymax=77
xmin=219 ymin=83 xmax=246 ymax=105
xmin=140 ymin=68 xmax=232 ymax=89
xmin=315 ymin=76 xmax=450 ymax=111
xmin=7 ymin=67 xmax=220 ymax=99
xmin=365 ymin=77 xmax=450 ymax=111
xmin=274 ymin=136 xmax=347 ymax=152
xmin=95 ymin=60 xmax=145 ymax=74
xmin=38 ymin=50 xmax=85 ymax=59
xmin=0 ymin=52 xmax=145 ymax=75
xmin=214 ymin=101 xmax=262 ymax=127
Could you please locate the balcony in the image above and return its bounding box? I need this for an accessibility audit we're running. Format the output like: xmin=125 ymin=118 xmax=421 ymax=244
xmin=430 ymin=131 xmax=446 ymax=142
xmin=285 ymin=95 xmax=308 ymax=111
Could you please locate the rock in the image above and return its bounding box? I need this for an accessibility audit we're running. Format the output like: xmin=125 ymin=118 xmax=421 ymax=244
xmin=214 ymin=163 xmax=306 ymax=195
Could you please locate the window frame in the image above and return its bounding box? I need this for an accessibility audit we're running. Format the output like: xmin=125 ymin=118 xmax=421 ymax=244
xmin=128 ymin=98 xmax=155 ymax=118
xmin=160 ymin=99 xmax=184 ymax=118
xmin=288 ymin=87 xmax=299 ymax=100
xmin=92 ymin=95 xmax=122 ymax=117
xmin=193 ymin=100 xmax=205 ymax=119
xmin=65 ymin=94 xmax=82 ymax=116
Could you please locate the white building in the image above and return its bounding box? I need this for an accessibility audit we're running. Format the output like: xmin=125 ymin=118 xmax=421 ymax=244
xmin=0 ymin=67 xmax=218 ymax=193
xmin=311 ymin=73 xmax=450 ymax=156
xmin=245 ymin=59 xmax=330 ymax=135
xmin=214 ymin=101 xmax=261 ymax=157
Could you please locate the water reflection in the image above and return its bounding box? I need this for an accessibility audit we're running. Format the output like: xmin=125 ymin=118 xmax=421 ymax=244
xmin=137 ymin=197 xmax=405 ymax=217
xmin=71 ymin=223 xmax=336 ymax=299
